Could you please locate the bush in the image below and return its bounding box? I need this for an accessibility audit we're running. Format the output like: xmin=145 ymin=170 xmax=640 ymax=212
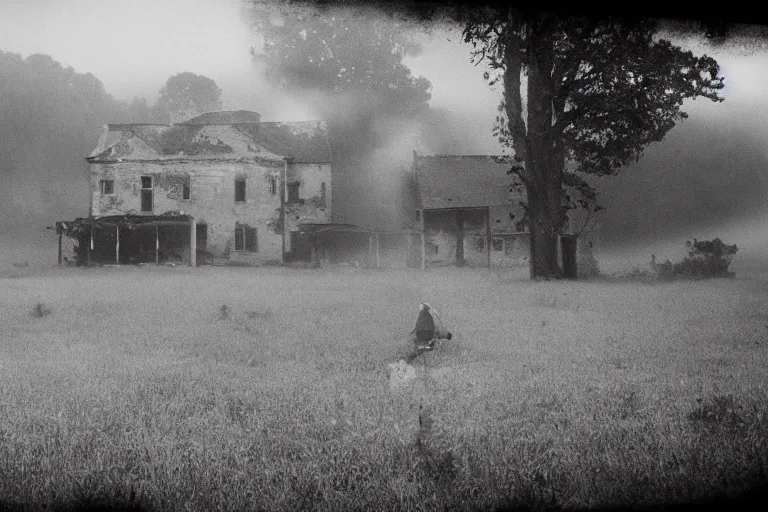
xmin=31 ymin=302 xmax=52 ymax=318
xmin=673 ymin=238 xmax=738 ymax=278
xmin=646 ymin=238 xmax=738 ymax=280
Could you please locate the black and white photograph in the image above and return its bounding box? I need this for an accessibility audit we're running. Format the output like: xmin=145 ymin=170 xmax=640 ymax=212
xmin=1 ymin=1 xmax=768 ymax=510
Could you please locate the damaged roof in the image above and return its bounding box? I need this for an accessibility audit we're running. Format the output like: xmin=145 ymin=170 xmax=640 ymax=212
xmin=414 ymin=154 xmax=522 ymax=210
xmin=87 ymin=111 xmax=332 ymax=163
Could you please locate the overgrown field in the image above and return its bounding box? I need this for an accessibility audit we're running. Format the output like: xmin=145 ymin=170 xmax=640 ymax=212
xmin=1 ymin=265 xmax=768 ymax=511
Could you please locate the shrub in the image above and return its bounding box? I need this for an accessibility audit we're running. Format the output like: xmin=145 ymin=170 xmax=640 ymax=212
xmin=31 ymin=302 xmax=52 ymax=318
xmin=673 ymin=238 xmax=738 ymax=278
xmin=645 ymin=238 xmax=738 ymax=281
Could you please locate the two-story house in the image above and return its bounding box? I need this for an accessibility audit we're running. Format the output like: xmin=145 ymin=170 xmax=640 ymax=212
xmin=57 ymin=110 xmax=332 ymax=266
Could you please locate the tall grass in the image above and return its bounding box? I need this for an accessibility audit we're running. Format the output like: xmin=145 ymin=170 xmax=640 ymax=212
xmin=1 ymin=266 xmax=767 ymax=510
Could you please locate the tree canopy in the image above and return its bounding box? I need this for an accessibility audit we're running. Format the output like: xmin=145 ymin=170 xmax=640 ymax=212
xmin=247 ymin=0 xmax=433 ymax=227
xmin=0 ymin=51 xmax=125 ymax=233
xmin=460 ymin=10 xmax=725 ymax=277
xmin=153 ymin=72 xmax=223 ymax=124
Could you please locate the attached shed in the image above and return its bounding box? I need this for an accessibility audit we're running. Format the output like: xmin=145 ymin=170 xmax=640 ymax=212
xmin=413 ymin=153 xmax=529 ymax=269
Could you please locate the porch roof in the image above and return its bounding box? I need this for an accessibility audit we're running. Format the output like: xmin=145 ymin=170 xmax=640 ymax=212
xmin=55 ymin=213 xmax=194 ymax=234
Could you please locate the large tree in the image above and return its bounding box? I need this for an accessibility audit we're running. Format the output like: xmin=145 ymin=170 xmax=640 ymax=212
xmin=0 ymin=51 xmax=125 ymax=234
xmin=246 ymin=0 xmax=432 ymax=226
xmin=153 ymin=72 xmax=223 ymax=124
xmin=461 ymin=10 xmax=724 ymax=278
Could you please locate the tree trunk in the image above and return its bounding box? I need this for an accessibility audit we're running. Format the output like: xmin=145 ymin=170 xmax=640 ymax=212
xmin=527 ymin=184 xmax=563 ymax=279
xmin=522 ymin=21 xmax=565 ymax=279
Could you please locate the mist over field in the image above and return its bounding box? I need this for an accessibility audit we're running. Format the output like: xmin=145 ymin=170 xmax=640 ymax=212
xmin=2 ymin=266 xmax=768 ymax=509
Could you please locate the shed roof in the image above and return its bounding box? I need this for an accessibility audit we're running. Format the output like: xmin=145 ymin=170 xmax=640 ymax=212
xmin=413 ymin=154 xmax=521 ymax=210
xmin=184 ymin=110 xmax=262 ymax=125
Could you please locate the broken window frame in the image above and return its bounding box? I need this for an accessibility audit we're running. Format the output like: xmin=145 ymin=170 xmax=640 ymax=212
xmin=286 ymin=181 xmax=301 ymax=203
xmin=140 ymin=175 xmax=153 ymax=213
xmin=492 ymin=237 xmax=504 ymax=252
xmin=182 ymin=178 xmax=191 ymax=200
xmin=235 ymin=177 xmax=247 ymax=203
xmin=234 ymin=223 xmax=258 ymax=252
xmin=269 ymin=175 xmax=278 ymax=196
xmin=100 ymin=179 xmax=115 ymax=195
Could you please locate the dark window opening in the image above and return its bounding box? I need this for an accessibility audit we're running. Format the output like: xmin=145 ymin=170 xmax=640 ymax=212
xmin=492 ymin=238 xmax=503 ymax=252
xmin=426 ymin=243 xmax=438 ymax=255
xmin=287 ymin=182 xmax=300 ymax=203
xmin=235 ymin=177 xmax=246 ymax=203
xmin=182 ymin=179 xmax=190 ymax=200
xmin=140 ymin=176 xmax=153 ymax=212
xmin=269 ymin=176 xmax=277 ymax=195
xmin=234 ymin=223 xmax=258 ymax=252
xmin=100 ymin=179 xmax=114 ymax=195
xmin=320 ymin=182 xmax=326 ymax=205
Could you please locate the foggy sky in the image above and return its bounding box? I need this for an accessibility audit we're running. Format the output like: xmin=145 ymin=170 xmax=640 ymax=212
xmin=2 ymin=1 xmax=768 ymax=270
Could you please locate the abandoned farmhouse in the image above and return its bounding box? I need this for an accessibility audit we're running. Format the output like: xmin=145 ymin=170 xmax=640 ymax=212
xmin=56 ymin=110 xmax=532 ymax=268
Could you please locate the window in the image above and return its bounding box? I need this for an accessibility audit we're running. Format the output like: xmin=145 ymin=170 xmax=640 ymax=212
xmin=182 ymin=178 xmax=190 ymax=200
xmin=235 ymin=177 xmax=246 ymax=203
xmin=426 ymin=243 xmax=438 ymax=255
xmin=140 ymin=175 xmax=153 ymax=212
xmin=492 ymin=238 xmax=503 ymax=252
xmin=320 ymin=182 xmax=326 ymax=205
xmin=287 ymin=182 xmax=300 ymax=203
xmin=269 ymin=176 xmax=277 ymax=195
xmin=100 ymin=179 xmax=114 ymax=195
xmin=234 ymin=223 xmax=258 ymax=252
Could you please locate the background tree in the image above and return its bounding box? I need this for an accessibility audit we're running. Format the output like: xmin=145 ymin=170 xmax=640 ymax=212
xmin=246 ymin=0 xmax=432 ymax=227
xmin=0 ymin=51 xmax=125 ymax=255
xmin=126 ymin=96 xmax=152 ymax=123
xmin=153 ymin=72 xmax=223 ymax=124
xmin=460 ymin=10 xmax=724 ymax=278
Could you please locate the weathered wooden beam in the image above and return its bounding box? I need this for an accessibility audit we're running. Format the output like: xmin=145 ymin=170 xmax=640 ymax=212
xmin=155 ymin=224 xmax=160 ymax=264
xmin=455 ymin=209 xmax=465 ymax=267
xmin=375 ymin=232 xmax=380 ymax=269
xmin=486 ymin=206 xmax=492 ymax=269
xmin=115 ymin=225 xmax=120 ymax=264
xmin=420 ymin=210 xmax=426 ymax=270
xmin=368 ymin=232 xmax=374 ymax=267
xmin=58 ymin=232 xmax=62 ymax=265
xmin=87 ymin=226 xmax=92 ymax=266
xmin=189 ymin=218 xmax=197 ymax=267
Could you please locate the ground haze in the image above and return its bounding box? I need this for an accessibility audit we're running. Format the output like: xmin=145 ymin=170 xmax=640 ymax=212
xmin=1 ymin=265 xmax=767 ymax=510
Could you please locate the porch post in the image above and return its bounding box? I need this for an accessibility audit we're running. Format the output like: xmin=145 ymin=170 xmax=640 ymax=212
xmin=486 ymin=206 xmax=492 ymax=269
xmin=189 ymin=217 xmax=197 ymax=267
xmin=368 ymin=232 xmax=373 ymax=267
xmin=420 ymin=210 xmax=426 ymax=270
xmin=87 ymin=225 xmax=92 ymax=266
xmin=115 ymin=225 xmax=120 ymax=264
xmin=375 ymin=231 xmax=380 ymax=269
xmin=310 ymin=235 xmax=318 ymax=267
xmin=155 ymin=224 xmax=160 ymax=264
xmin=57 ymin=230 xmax=63 ymax=265
xmin=455 ymin=209 xmax=465 ymax=267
